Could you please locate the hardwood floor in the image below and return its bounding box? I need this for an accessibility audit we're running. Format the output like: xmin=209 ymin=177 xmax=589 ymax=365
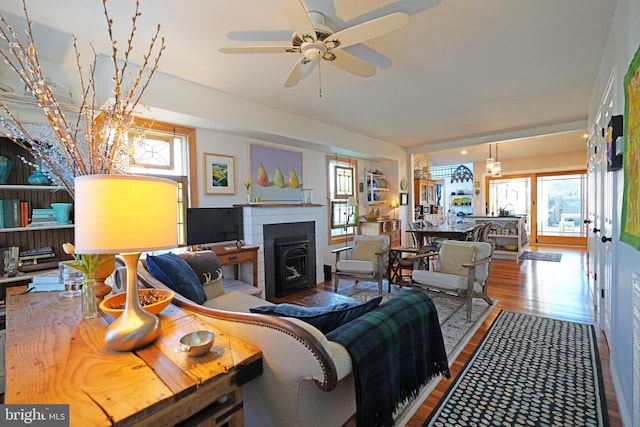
xmin=275 ymin=243 xmax=622 ymax=426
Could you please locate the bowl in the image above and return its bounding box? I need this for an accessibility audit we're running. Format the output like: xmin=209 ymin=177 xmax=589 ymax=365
xmin=99 ymin=288 xmax=174 ymax=318
xmin=176 ymin=330 xmax=215 ymax=357
xmin=364 ymin=214 xmax=380 ymax=221
xmin=504 ymin=244 xmax=518 ymax=251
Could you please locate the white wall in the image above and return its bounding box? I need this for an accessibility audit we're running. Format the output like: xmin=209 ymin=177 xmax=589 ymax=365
xmin=587 ymin=0 xmax=640 ymax=424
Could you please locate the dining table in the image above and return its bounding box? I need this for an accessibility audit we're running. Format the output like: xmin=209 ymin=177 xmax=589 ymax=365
xmin=407 ymin=222 xmax=477 ymax=247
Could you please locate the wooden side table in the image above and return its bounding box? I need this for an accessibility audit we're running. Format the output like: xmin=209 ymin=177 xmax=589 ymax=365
xmin=211 ymin=245 xmax=259 ymax=287
xmin=5 ymin=288 xmax=262 ymax=426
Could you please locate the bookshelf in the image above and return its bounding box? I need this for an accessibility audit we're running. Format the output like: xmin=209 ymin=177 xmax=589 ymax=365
xmin=0 ymin=141 xmax=74 ymax=300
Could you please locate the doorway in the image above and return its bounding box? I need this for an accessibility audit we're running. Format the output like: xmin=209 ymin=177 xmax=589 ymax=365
xmin=487 ymin=171 xmax=587 ymax=245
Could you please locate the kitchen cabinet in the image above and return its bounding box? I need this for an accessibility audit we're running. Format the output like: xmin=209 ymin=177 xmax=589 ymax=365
xmin=469 ymin=216 xmax=529 ymax=259
xmin=414 ymin=178 xmax=436 ymax=206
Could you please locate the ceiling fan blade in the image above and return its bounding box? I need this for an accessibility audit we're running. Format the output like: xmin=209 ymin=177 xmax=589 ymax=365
xmin=279 ymin=0 xmax=317 ymax=42
xmin=328 ymin=51 xmax=376 ymax=78
xmin=219 ymin=46 xmax=295 ymax=54
xmin=284 ymin=58 xmax=316 ymax=87
xmin=325 ymin=12 xmax=410 ymax=49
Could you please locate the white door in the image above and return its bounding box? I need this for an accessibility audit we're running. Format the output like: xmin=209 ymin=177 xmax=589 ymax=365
xmin=586 ymin=126 xmax=598 ymax=304
xmin=591 ymin=71 xmax=616 ymax=336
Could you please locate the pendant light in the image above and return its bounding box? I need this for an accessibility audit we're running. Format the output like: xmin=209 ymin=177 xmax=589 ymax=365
xmin=485 ymin=144 xmax=495 ymax=174
xmin=492 ymin=144 xmax=502 ymax=177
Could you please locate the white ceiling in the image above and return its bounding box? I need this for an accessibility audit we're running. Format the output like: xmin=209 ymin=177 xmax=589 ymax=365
xmin=0 ymin=0 xmax=615 ymax=165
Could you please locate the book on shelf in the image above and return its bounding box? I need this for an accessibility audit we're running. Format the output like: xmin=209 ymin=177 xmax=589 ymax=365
xmin=20 ymin=246 xmax=55 ymax=257
xmin=18 ymin=258 xmax=60 ymax=272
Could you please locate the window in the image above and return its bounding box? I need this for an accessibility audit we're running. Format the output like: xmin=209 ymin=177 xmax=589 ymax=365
xmin=327 ymin=156 xmax=358 ymax=244
xmin=128 ymin=119 xmax=194 ymax=246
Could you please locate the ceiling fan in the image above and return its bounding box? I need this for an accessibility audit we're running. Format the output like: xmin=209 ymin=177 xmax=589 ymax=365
xmin=219 ymin=0 xmax=410 ymax=88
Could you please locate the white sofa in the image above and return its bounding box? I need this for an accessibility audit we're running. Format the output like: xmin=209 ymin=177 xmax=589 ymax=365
xmin=135 ymin=258 xmax=357 ymax=427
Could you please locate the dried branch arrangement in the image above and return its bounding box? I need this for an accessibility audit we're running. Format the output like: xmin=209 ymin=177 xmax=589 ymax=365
xmin=0 ymin=0 xmax=165 ymax=198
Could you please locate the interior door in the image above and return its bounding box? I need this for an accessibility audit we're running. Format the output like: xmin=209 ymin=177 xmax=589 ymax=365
xmin=586 ymin=127 xmax=598 ymax=304
xmin=599 ymin=75 xmax=616 ymax=336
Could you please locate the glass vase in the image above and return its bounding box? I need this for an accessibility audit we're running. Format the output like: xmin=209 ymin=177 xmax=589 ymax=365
xmin=82 ymin=279 xmax=98 ymax=319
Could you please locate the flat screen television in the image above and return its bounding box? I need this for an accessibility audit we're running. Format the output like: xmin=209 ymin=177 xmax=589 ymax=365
xmin=186 ymin=207 xmax=243 ymax=246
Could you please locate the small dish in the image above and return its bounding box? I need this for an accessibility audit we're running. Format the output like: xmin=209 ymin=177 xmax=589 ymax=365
xmin=99 ymin=288 xmax=174 ymax=318
xmin=175 ymin=330 xmax=215 ymax=357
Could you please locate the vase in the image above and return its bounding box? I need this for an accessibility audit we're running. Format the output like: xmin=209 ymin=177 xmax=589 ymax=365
xmin=27 ymin=170 xmax=51 ymax=185
xmin=0 ymin=155 xmax=12 ymax=184
xmin=82 ymin=278 xmax=98 ymax=319
xmin=90 ymin=254 xmax=116 ymax=299
xmin=247 ymin=193 xmax=252 ymax=204
xmin=50 ymin=203 xmax=73 ymax=224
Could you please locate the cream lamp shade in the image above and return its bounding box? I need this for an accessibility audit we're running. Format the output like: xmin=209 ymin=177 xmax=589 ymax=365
xmin=74 ymin=174 xmax=178 ymax=352
xmin=389 ymin=199 xmax=399 ymax=208
xmin=74 ymin=175 xmax=177 ymax=254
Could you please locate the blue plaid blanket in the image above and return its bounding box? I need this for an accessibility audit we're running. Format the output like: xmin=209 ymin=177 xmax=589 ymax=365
xmin=327 ymin=289 xmax=450 ymax=426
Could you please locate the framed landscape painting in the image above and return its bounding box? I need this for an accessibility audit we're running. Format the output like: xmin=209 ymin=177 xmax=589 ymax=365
xmin=203 ymin=153 xmax=235 ymax=194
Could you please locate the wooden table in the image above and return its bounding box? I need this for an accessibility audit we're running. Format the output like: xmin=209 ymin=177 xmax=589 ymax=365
xmin=407 ymin=222 xmax=476 ymax=247
xmin=211 ymin=245 xmax=259 ymax=287
xmin=388 ymin=246 xmax=438 ymax=285
xmin=5 ymin=287 xmax=262 ymax=426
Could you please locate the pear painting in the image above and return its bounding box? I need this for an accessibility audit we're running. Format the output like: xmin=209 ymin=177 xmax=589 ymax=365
xmin=273 ymin=165 xmax=285 ymax=188
xmin=256 ymin=163 xmax=269 ymax=187
xmin=289 ymin=168 xmax=299 ymax=188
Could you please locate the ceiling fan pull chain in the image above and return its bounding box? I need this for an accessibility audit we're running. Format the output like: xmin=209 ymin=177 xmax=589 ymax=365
xmin=318 ymin=59 xmax=323 ymax=98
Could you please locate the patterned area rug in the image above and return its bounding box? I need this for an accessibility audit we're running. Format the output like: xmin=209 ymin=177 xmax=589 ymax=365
xmin=518 ymin=250 xmax=562 ymax=262
xmin=424 ymin=310 xmax=609 ymax=427
xmin=295 ymin=281 xmax=497 ymax=424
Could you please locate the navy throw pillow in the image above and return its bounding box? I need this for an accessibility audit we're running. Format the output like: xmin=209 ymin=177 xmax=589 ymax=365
xmin=146 ymin=253 xmax=207 ymax=304
xmin=250 ymin=297 xmax=383 ymax=334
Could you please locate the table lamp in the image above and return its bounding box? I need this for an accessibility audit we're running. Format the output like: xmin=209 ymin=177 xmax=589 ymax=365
xmin=389 ymin=198 xmax=398 ymax=219
xmin=74 ymin=175 xmax=177 ymax=351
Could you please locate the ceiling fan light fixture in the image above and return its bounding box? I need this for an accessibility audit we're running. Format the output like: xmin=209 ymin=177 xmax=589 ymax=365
xmin=301 ymin=42 xmax=327 ymax=61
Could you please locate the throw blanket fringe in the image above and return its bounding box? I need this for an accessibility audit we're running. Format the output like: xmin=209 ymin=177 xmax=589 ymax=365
xmin=327 ymin=289 xmax=450 ymax=426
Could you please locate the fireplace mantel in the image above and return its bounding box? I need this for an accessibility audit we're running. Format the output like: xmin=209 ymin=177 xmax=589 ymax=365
xmin=239 ymin=205 xmax=326 ymax=298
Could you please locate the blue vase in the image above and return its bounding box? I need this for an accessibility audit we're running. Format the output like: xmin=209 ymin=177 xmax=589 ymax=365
xmin=27 ymin=170 xmax=51 ymax=185
xmin=0 ymin=155 xmax=12 ymax=184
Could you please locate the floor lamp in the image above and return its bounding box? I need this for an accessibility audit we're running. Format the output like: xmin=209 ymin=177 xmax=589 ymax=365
xmin=74 ymin=175 xmax=178 ymax=351
xmin=344 ymin=196 xmax=358 ymax=247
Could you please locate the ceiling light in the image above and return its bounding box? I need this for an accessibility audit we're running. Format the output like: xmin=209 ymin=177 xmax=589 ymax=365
xmin=493 ymin=144 xmax=502 ymax=177
xmin=485 ymin=144 xmax=494 ymax=174
xmin=461 ymin=150 xmax=467 ymax=155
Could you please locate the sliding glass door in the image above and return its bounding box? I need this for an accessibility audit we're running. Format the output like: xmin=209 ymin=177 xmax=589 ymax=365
xmin=487 ymin=171 xmax=586 ymax=245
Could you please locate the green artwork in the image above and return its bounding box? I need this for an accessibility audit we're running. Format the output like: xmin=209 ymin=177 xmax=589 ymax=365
xmin=621 ymin=43 xmax=640 ymax=251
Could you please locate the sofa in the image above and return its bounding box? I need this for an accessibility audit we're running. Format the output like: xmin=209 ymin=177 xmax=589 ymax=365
xmin=130 ymin=250 xmax=449 ymax=427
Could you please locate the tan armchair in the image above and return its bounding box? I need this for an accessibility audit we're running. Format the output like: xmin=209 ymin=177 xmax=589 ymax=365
xmin=332 ymin=234 xmax=390 ymax=294
xmin=411 ymin=240 xmax=493 ymax=321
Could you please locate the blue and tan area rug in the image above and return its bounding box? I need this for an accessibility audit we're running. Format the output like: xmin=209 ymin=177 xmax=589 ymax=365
xmin=424 ymin=310 xmax=608 ymax=426
xmin=518 ymin=250 xmax=562 ymax=262
xmin=295 ymin=281 xmax=497 ymax=424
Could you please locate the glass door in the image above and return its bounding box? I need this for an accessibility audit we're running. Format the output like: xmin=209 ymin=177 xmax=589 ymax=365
xmin=486 ymin=171 xmax=587 ymax=245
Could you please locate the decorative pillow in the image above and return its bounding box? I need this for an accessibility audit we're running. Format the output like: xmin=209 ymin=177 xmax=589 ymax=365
xmin=179 ymin=251 xmax=223 ymax=284
xmin=146 ymin=253 xmax=207 ymax=304
xmin=439 ymin=244 xmax=477 ymax=277
xmin=249 ymin=297 xmax=383 ymax=334
xmin=353 ymin=239 xmax=383 ymax=263
xmin=202 ymin=275 xmax=225 ymax=300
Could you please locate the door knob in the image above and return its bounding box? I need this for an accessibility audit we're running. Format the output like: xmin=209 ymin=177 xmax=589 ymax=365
xmin=583 ymin=219 xmax=592 ymax=224
xmin=601 ymin=236 xmax=612 ymax=243
xmin=593 ymin=228 xmax=600 ymax=233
